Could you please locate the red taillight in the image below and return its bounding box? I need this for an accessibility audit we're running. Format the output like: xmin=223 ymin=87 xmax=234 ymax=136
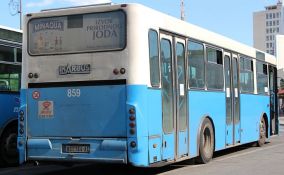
xmin=129 ymin=122 xmax=136 ymax=128
xmin=129 ymin=108 xmax=135 ymax=114
xmin=129 ymin=107 xmax=136 ymax=135
xmin=129 ymin=116 xmax=135 ymax=121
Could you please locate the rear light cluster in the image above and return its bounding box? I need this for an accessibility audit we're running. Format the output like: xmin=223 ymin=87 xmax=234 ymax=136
xmin=113 ymin=68 xmax=126 ymax=75
xmin=28 ymin=72 xmax=39 ymax=79
xmin=129 ymin=108 xmax=137 ymax=148
xmin=129 ymin=108 xmax=136 ymax=135
xmin=19 ymin=110 xmax=25 ymax=135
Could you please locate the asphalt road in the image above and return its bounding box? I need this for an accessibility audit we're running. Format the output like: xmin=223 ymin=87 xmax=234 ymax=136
xmin=1 ymin=125 xmax=284 ymax=175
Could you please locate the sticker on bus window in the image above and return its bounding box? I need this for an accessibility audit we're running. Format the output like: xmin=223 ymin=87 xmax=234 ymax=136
xmin=38 ymin=101 xmax=54 ymax=118
xmin=180 ymin=84 xmax=184 ymax=96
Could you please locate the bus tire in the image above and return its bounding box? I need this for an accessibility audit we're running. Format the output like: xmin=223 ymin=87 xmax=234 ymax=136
xmin=0 ymin=124 xmax=18 ymax=166
xmin=257 ymin=117 xmax=266 ymax=147
xmin=196 ymin=118 xmax=214 ymax=164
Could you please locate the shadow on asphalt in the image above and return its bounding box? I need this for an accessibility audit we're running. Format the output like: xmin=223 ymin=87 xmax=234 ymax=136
xmin=35 ymin=142 xmax=265 ymax=175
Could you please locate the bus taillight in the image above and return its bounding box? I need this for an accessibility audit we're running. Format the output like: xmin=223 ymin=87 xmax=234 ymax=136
xmin=129 ymin=108 xmax=135 ymax=114
xmin=128 ymin=107 xmax=136 ymax=135
xmin=19 ymin=110 xmax=25 ymax=135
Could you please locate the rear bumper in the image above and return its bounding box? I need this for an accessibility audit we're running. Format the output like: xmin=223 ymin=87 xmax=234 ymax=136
xmin=26 ymin=138 xmax=127 ymax=164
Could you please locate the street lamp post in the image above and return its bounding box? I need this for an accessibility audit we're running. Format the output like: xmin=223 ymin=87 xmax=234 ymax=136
xmin=181 ymin=0 xmax=185 ymax=21
xmin=8 ymin=0 xmax=22 ymax=30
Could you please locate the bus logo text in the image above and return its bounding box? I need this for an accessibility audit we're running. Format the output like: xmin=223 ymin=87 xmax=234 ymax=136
xmin=58 ymin=64 xmax=91 ymax=75
xmin=33 ymin=20 xmax=64 ymax=32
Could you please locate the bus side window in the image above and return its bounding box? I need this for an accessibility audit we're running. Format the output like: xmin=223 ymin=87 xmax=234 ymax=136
xmin=148 ymin=29 xmax=160 ymax=87
xmin=188 ymin=41 xmax=205 ymax=89
xmin=206 ymin=47 xmax=223 ymax=90
xmin=240 ymin=56 xmax=254 ymax=93
xmin=256 ymin=61 xmax=268 ymax=94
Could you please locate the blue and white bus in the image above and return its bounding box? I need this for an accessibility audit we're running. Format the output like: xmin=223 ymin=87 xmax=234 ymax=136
xmin=18 ymin=3 xmax=279 ymax=167
xmin=0 ymin=25 xmax=21 ymax=166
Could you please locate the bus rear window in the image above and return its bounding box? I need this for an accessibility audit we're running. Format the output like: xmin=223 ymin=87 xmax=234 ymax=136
xmin=28 ymin=10 xmax=126 ymax=55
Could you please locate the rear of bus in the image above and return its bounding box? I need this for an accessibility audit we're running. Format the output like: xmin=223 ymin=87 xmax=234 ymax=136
xmin=18 ymin=4 xmax=152 ymax=166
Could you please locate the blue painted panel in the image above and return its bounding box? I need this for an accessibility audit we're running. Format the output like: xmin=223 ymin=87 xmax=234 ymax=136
xmin=226 ymin=124 xmax=233 ymax=145
xmin=240 ymin=94 xmax=270 ymax=144
xmin=146 ymin=89 xmax=162 ymax=137
xmin=148 ymin=137 xmax=161 ymax=164
xmin=27 ymin=85 xmax=127 ymax=137
xmin=178 ymin=130 xmax=187 ymax=157
xmin=0 ymin=92 xmax=19 ymax=129
xmin=234 ymin=122 xmax=241 ymax=143
xmin=27 ymin=138 xmax=127 ymax=163
xmin=162 ymin=133 xmax=174 ymax=160
xmin=126 ymin=85 xmax=149 ymax=137
xmin=128 ymin=136 xmax=149 ymax=167
xmin=18 ymin=89 xmax=27 ymax=165
xmin=188 ymin=91 xmax=226 ymax=157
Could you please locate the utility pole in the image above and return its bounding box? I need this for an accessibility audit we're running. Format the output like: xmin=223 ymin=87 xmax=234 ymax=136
xmin=181 ymin=0 xmax=185 ymax=21
xmin=9 ymin=0 xmax=22 ymax=29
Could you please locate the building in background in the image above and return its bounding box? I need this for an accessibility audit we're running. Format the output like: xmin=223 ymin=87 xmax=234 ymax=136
xmin=253 ymin=1 xmax=283 ymax=55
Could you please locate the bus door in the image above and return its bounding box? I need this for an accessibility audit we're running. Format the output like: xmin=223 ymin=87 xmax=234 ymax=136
xmin=160 ymin=33 xmax=188 ymax=161
xmin=224 ymin=52 xmax=241 ymax=146
xmin=269 ymin=65 xmax=278 ymax=135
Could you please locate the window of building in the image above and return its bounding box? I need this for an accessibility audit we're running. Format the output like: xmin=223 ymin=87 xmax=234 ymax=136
xmin=206 ymin=47 xmax=223 ymax=90
xmin=0 ymin=63 xmax=21 ymax=92
xmin=0 ymin=45 xmax=21 ymax=62
xmin=188 ymin=40 xmax=205 ymax=88
xmin=256 ymin=61 xmax=268 ymax=94
xmin=148 ymin=29 xmax=160 ymax=87
xmin=240 ymin=56 xmax=254 ymax=93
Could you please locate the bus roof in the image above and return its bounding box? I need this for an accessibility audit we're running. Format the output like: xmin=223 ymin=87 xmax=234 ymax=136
xmin=0 ymin=25 xmax=22 ymax=33
xmin=25 ymin=3 xmax=276 ymax=65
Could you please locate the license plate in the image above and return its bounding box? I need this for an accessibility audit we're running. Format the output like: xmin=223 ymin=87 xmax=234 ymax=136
xmin=62 ymin=144 xmax=90 ymax=153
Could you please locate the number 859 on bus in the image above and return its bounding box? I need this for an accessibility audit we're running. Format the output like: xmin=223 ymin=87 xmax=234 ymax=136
xmin=67 ymin=89 xmax=81 ymax=97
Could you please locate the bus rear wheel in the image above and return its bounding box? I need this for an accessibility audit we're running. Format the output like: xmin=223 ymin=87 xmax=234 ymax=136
xmin=0 ymin=124 xmax=18 ymax=166
xmin=257 ymin=117 xmax=266 ymax=147
xmin=196 ymin=118 xmax=214 ymax=164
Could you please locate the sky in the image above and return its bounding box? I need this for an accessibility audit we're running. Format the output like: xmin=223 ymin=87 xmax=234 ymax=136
xmin=0 ymin=0 xmax=281 ymax=46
